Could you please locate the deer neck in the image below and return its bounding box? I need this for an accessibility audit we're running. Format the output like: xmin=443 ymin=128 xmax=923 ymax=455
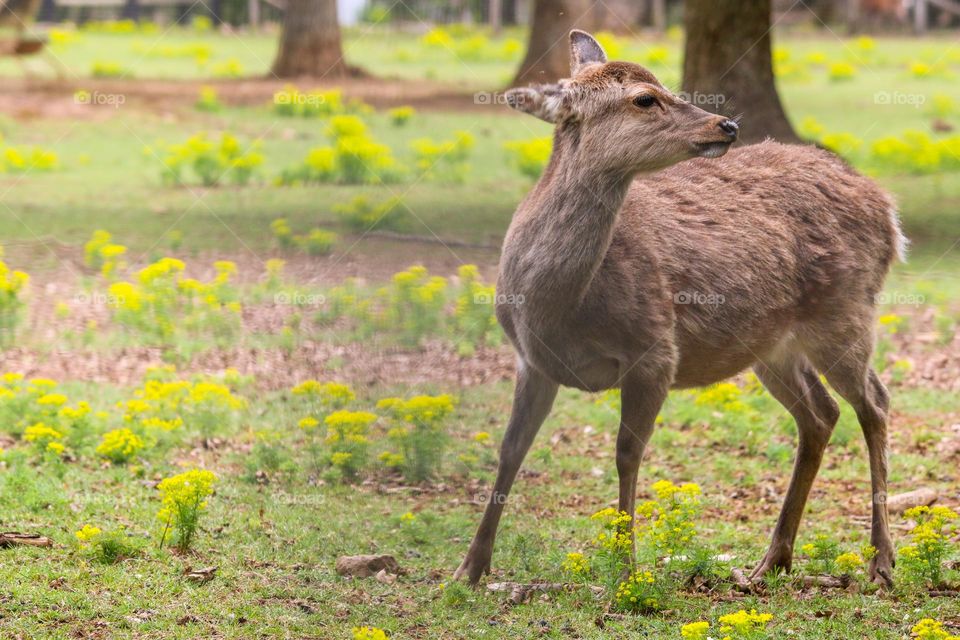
xmin=500 ymin=128 xmax=633 ymax=315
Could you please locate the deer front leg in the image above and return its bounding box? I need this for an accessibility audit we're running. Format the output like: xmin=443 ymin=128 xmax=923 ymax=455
xmin=616 ymin=373 xmax=670 ymax=564
xmin=454 ymin=362 xmax=558 ymax=585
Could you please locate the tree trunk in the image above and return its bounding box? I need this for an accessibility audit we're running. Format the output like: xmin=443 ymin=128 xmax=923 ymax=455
xmin=38 ymin=0 xmax=57 ymax=22
xmin=682 ymin=0 xmax=799 ymax=144
xmin=121 ymin=0 xmax=141 ymax=21
xmin=650 ymin=0 xmax=665 ymax=31
xmin=592 ymin=0 xmax=643 ymax=33
xmin=271 ymin=0 xmax=348 ymax=78
xmin=490 ymin=0 xmax=503 ymax=35
xmin=512 ymin=0 xmax=593 ymax=86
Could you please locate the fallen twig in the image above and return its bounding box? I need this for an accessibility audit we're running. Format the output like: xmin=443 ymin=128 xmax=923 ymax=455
xmin=487 ymin=581 xmax=602 ymax=605
xmin=0 ymin=532 xmax=53 ymax=548
xmin=184 ymin=566 xmax=218 ymax=584
xmin=801 ymin=575 xmax=850 ymax=589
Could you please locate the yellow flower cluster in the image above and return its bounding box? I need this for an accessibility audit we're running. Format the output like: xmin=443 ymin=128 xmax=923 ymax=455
xmin=680 ymin=621 xmax=710 ymax=640
xmin=613 ymin=568 xmax=660 ymax=613
xmin=834 ymin=551 xmax=863 ymax=574
xmin=899 ymin=505 xmax=958 ymax=584
xmin=189 ymin=380 xmax=246 ymax=411
xmin=108 ymin=257 xmax=241 ymax=344
xmin=157 ymin=468 xmax=217 ymax=551
xmin=352 ymin=627 xmax=389 ymax=640
xmin=324 ymin=410 xmax=377 ymax=445
xmin=0 ymin=259 xmax=30 ymax=344
xmin=636 ymin=480 xmax=702 ymax=556
xmin=84 ymin=230 xmax=128 ymax=278
xmin=378 ymin=393 xmax=457 ymax=482
xmin=75 ymin=524 xmax=102 ymax=545
xmin=377 ymin=394 xmax=455 ymax=428
xmin=591 ymin=508 xmax=633 ymax=553
xmin=24 ymin=423 xmax=65 ymax=455
xmin=96 ymin=428 xmax=145 ymax=463
xmin=389 ymin=266 xmax=448 ymax=346
xmin=913 ymin=619 xmax=960 ymax=640
xmin=120 ymin=375 xmax=245 ymax=436
xmin=0 ymin=145 xmax=59 ymax=173
xmin=718 ymin=609 xmax=773 ymax=636
xmin=504 ymin=136 xmax=552 ymax=180
xmin=560 ymin=552 xmax=590 ymax=576
xmin=159 ymin=132 xmax=263 ymax=186
xmin=323 ymin=410 xmax=377 ymax=479
xmin=298 ymin=417 xmax=320 ymax=432
xmin=292 ymin=380 xmax=355 ymax=410
xmin=279 ymin=114 xmax=398 ymax=186
xmin=0 ymin=260 xmax=30 ymax=296
xmin=694 ymin=382 xmax=747 ymax=412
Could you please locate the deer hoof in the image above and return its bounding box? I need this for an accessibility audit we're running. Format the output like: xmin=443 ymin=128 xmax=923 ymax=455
xmin=749 ymin=548 xmax=792 ymax=583
xmin=453 ymin=553 xmax=490 ymax=586
xmin=868 ymin=554 xmax=895 ymax=589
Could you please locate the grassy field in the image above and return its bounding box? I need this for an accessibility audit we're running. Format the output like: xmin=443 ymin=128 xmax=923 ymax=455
xmin=0 ymin=21 xmax=958 ymax=640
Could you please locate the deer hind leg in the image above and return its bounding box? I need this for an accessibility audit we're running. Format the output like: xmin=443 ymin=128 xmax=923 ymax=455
xmin=750 ymin=352 xmax=840 ymax=582
xmin=453 ymin=361 xmax=558 ymax=585
xmin=616 ymin=371 xmax=670 ymax=565
xmin=807 ymin=332 xmax=894 ymax=588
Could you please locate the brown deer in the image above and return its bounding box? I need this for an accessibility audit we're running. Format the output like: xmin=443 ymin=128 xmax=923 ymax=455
xmin=454 ymin=31 xmax=905 ymax=588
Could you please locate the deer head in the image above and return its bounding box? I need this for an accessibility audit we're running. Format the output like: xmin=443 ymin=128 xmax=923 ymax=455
xmin=505 ymin=30 xmax=739 ymax=175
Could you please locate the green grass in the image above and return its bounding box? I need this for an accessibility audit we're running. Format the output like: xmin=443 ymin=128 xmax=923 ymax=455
xmin=0 ymin=29 xmax=958 ymax=251
xmin=1 ymin=376 xmax=957 ymax=639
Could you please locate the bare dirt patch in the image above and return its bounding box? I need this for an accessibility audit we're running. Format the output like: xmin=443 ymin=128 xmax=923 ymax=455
xmin=0 ymin=76 xmax=492 ymax=120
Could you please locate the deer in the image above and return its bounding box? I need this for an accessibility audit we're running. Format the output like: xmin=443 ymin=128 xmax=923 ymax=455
xmin=454 ymin=31 xmax=906 ymax=589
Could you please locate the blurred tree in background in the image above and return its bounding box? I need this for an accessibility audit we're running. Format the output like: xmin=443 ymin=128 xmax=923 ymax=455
xmin=682 ymin=0 xmax=799 ymax=143
xmin=512 ymin=0 xmax=594 ymax=85
xmin=272 ymin=0 xmax=349 ymax=78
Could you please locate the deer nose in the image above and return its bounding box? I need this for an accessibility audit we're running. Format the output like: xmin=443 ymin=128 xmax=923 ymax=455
xmin=718 ymin=119 xmax=739 ymax=140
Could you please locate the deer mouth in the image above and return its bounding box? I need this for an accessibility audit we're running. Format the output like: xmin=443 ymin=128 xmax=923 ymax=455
xmin=692 ymin=141 xmax=732 ymax=159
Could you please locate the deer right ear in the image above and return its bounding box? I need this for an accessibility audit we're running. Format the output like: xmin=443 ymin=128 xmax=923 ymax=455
xmin=504 ymin=86 xmax=564 ymax=124
xmin=570 ymin=30 xmax=607 ymax=74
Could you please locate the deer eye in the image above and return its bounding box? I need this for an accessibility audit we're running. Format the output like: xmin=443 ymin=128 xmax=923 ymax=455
xmin=633 ymin=94 xmax=657 ymax=108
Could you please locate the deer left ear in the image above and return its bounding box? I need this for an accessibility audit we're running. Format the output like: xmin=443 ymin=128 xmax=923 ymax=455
xmin=504 ymin=85 xmax=565 ymax=124
xmin=570 ymin=30 xmax=607 ymax=74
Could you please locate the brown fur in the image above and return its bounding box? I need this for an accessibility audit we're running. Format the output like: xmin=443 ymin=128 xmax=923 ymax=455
xmin=455 ymin=31 xmax=903 ymax=589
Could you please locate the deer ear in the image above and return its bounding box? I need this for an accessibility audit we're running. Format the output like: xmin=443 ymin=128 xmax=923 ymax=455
xmin=504 ymin=85 xmax=565 ymax=124
xmin=570 ymin=30 xmax=607 ymax=74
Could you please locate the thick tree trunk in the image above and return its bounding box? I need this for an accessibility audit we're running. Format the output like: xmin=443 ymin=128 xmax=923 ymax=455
xmin=512 ymin=0 xmax=593 ymax=86
xmin=682 ymin=0 xmax=799 ymax=144
xmin=592 ymin=0 xmax=643 ymax=33
xmin=271 ymin=0 xmax=348 ymax=78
